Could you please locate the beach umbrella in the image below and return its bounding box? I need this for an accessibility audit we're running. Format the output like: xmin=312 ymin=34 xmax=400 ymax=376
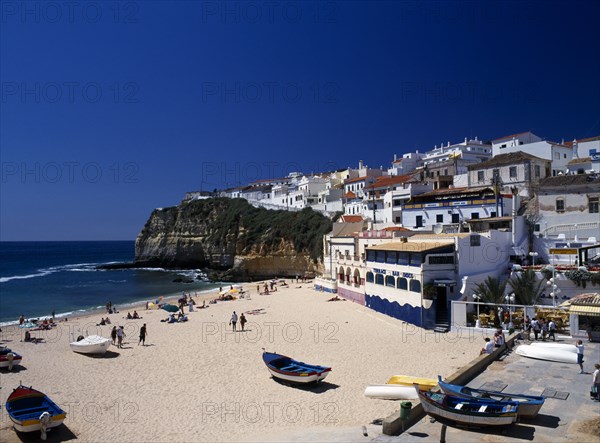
xmin=19 ymin=322 xmax=36 ymax=329
xmin=148 ymin=302 xmax=156 ymax=309
xmin=161 ymin=304 xmax=179 ymax=313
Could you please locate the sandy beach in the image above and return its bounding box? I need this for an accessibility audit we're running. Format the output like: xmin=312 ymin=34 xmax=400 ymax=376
xmin=0 ymin=282 xmax=483 ymax=442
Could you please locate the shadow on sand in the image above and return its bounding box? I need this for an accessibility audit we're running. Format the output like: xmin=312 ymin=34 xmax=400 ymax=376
xmin=12 ymin=423 xmax=77 ymax=443
xmin=270 ymin=377 xmax=340 ymax=393
xmin=78 ymin=350 xmax=120 ymax=359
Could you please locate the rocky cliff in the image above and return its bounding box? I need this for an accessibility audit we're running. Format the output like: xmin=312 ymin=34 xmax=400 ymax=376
xmin=134 ymin=198 xmax=333 ymax=281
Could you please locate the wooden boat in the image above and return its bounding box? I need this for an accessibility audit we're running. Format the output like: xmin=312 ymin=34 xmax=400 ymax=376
xmin=515 ymin=345 xmax=577 ymax=364
xmin=5 ymin=385 xmax=66 ymax=432
xmin=530 ymin=342 xmax=577 ymax=353
xmin=437 ymin=376 xmax=545 ymax=418
xmin=262 ymin=351 xmax=331 ymax=384
xmin=0 ymin=347 xmax=23 ymax=369
xmin=387 ymin=375 xmax=438 ymax=390
xmin=364 ymin=384 xmax=419 ymax=400
xmin=70 ymin=335 xmax=111 ymax=355
xmin=416 ymin=387 xmax=518 ymax=427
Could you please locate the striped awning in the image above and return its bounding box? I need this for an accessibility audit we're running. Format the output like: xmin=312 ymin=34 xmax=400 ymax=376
xmin=569 ymin=305 xmax=600 ymax=317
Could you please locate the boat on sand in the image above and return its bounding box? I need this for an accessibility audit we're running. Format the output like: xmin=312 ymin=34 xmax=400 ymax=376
xmin=70 ymin=335 xmax=112 ymax=355
xmin=262 ymin=350 xmax=331 ymax=384
xmin=5 ymin=385 xmax=66 ymax=433
xmin=515 ymin=344 xmax=577 ymax=364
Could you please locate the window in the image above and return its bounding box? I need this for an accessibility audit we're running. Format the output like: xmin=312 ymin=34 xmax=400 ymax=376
xmin=366 ymin=272 xmax=374 ymax=283
xmin=564 ymin=153 xmax=567 ymax=159
xmin=554 ymin=152 xmax=560 ymax=160
xmin=436 ymin=214 xmax=444 ymax=223
xmin=410 ymin=280 xmax=421 ymax=293
xmin=534 ymin=165 xmax=541 ymax=178
xmin=428 ymin=255 xmax=455 ymax=265
xmin=589 ymin=197 xmax=599 ymax=214
xmin=367 ymin=250 xmax=376 ymax=262
xmin=501 ymin=144 xmax=507 ymax=148
xmin=375 ymin=274 xmax=384 ymax=285
xmin=444 ymin=169 xmax=448 ymax=176
xmin=409 ymin=253 xmax=423 ymax=266
xmin=397 ymin=252 xmax=409 ymax=265
xmin=477 ymin=171 xmax=484 ymax=183
xmin=395 ymin=216 xmax=401 ymax=223
xmin=376 ymin=251 xmax=385 ymax=262
xmin=492 ymin=169 xmax=499 ymax=179
xmin=470 ymin=235 xmax=481 ymax=246
xmin=395 ymin=278 xmax=407 ymax=290
xmin=452 ymin=213 xmax=460 ymax=224
xmin=386 ymin=252 xmax=397 ymax=264
xmin=385 ymin=276 xmax=395 ymax=287
xmin=556 ymin=199 xmax=565 ymax=213
xmin=490 ymin=211 xmax=497 ymax=218
xmin=471 ymin=212 xmax=479 ymax=220
xmin=416 ymin=215 xmax=423 ymax=228
xmin=509 ymin=166 xmax=517 ymax=178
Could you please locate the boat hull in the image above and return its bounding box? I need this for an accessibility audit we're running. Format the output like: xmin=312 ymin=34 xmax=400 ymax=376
xmin=530 ymin=342 xmax=577 ymax=353
xmin=6 ymin=385 xmax=66 ymax=433
xmin=364 ymin=384 xmax=418 ymax=400
xmin=387 ymin=375 xmax=438 ymax=389
xmin=437 ymin=379 xmax=544 ymax=418
xmin=515 ymin=345 xmax=577 ymax=364
xmin=266 ymin=366 xmax=329 ymax=384
xmin=417 ymin=389 xmax=517 ymax=427
xmin=10 ymin=414 xmax=66 ymax=432
xmin=262 ymin=352 xmax=331 ymax=384
xmin=0 ymin=354 xmax=23 ymax=368
xmin=70 ymin=335 xmax=111 ymax=355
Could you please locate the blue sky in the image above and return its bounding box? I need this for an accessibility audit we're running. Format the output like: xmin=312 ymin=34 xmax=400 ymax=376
xmin=1 ymin=0 xmax=599 ymax=240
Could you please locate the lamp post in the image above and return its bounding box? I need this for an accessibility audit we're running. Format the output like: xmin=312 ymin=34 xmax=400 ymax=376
xmin=546 ymin=266 xmax=560 ymax=308
xmin=473 ymin=293 xmax=481 ymax=328
xmin=505 ymin=293 xmax=515 ymax=329
xmin=529 ymin=251 xmax=538 ymax=268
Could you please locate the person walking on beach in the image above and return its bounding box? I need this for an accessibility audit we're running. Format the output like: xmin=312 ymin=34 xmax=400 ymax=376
xmin=117 ymin=326 xmax=125 ymax=349
xmin=532 ymin=318 xmax=540 ymax=340
xmin=240 ymin=313 xmax=247 ymax=332
xmin=111 ymin=326 xmax=117 ymax=344
xmin=592 ymin=364 xmax=600 ymax=401
xmin=230 ymin=311 xmax=238 ymax=332
xmin=138 ymin=324 xmax=147 ymax=346
xmin=548 ymin=319 xmax=556 ymax=341
xmin=576 ymin=340 xmax=585 ymax=373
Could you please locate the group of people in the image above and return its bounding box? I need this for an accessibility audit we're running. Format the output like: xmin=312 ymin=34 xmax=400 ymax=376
xmin=125 ymin=311 xmax=141 ymax=320
xmin=97 ymin=317 xmax=112 ymax=326
xmin=523 ymin=316 xmax=557 ymax=341
xmin=110 ymin=324 xmax=148 ymax=347
xmin=105 ymin=301 xmax=119 ymax=314
xmin=229 ymin=311 xmax=247 ymax=332
xmin=480 ymin=329 xmax=506 ymax=354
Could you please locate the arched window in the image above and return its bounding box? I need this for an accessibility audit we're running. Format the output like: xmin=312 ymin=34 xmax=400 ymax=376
xmin=375 ymin=274 xmax=384 ymax=285
xmin=385 ymin=275 xmax=395 ymax=287
xmin=338 ymin=267 xmax=345 ymax=282
xmin=397 ymin=277 xmax=408 ymax=290
xmin=410 ymin=279 xmax=421 ymax=293
xmin=353 ymin=269 xmax=361 ymax=285
xmin=366 ymin=272 xmax=374 ymax=283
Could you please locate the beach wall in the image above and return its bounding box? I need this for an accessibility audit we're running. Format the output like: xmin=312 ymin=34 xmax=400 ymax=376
xmin=365 ymin=294 xmax=436 ymax=328
xmin=337 ymin=286 xmax=365 ymax=304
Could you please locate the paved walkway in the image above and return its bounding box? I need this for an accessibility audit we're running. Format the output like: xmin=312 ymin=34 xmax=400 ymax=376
xmin=383 ymin=338 xmax=600 ymax=443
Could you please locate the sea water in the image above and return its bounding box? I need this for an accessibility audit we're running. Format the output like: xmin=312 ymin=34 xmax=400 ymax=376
xmin=0 ymin=241 xmax=218 ymax=324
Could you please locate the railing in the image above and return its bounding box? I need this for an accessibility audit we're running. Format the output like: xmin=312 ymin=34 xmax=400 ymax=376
xmin=544 ymin=222 xmax=599 ymax=235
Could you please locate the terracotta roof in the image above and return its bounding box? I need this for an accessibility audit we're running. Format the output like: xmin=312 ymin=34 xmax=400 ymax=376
xmin=415 ymin=186 xmax=492 ymax=197
xmin=569 ymin=293 xmax=600 ymax=307
xmin=345 ymin=176 xmax=371 ymax=184
xmin=392 ymin=158 xmax=404 ymax=164
xmin=344 ymin=191 xmax=357 ymax=199
xmin=565 ymin=135 xmax=600 ymax=147
xmin=538 ymin=174 xmax=600 ymax=188
xmin=340 ymin=215 xmax=364 ymax=223
xmin=367 ymin=240 xmax=454 ymax=253
xmin=382 ymin=226 xmax=412 ymax=232
xmin=468 ymin=151 xmax=548 ymax=170
xmin=492 ymin=131 xmax=536 ymax=142
xmin=365 ymin=174 xmax=417 ymax=190
xmin=567 ymin=157 xmax=592 ymax=165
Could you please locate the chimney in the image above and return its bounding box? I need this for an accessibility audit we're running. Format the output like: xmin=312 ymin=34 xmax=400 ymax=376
xmin=447 ymin=141 xmax=450 ymax=147
xmin=400 ymin=236 xmax=408 ymax=243
xmin=359 ymin=160 xmax=364 ymax=169
xmin=394 ymin=154 xmax=397 ymax=161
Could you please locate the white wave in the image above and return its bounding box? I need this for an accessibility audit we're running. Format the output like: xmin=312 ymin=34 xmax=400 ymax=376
xmin=1 ymin=261 xmax=128 ymax=284
xmin=0 ymin=270 xmax=54 ymax=283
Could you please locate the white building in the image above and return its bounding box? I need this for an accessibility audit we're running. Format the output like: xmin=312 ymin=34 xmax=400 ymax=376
xmin=422 ymin=137 xmax=492 ymax=166
xmin=388 ymin=152 xmax=422 ymax=176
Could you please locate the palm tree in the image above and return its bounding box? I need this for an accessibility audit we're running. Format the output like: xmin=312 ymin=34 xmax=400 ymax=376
xmin=509 ymin=269 xmax=545 ymax=306
xmin=474 ymin=276 xmax=507 ymax=304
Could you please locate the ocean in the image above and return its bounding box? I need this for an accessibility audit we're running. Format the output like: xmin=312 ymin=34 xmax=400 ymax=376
xmin=0 ymin=241 xmax=219 ymax=325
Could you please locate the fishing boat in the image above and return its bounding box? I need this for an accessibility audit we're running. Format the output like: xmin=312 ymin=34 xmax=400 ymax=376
xmin=5 ymin=385 xmax=66 ymax=432
xmin=530 ymin=342 xmax=577 ymax=353
xmin=262 ymin=351 xmax=331 ymax=384
xmin=515 ymin=345 xmax=577 ymax=364
xmin=70 ymin=335 xmax=112 ymax=355
xmin=437 ymin=376 xmax=545 ymax=418
xmin=387 ymin=375 xmax=438 ymax=389
xmin=416 ymin=387 xmax=518 ymax=427
xmin=0 ymin=347 xmax=23 ymax=369
xmin=364 ymin=384 xmax=419 ymax=400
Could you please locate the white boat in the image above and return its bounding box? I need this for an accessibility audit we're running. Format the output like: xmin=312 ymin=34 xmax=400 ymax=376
xmin=364 ymin=384 xmax=418 ymax=400
xmin=515 ymin=345 xmax=577 ymax=364
xmin=530 ymin=342 xmax=577 ymax=353
xmin=70 ymin=335 xmax=112 ymax=355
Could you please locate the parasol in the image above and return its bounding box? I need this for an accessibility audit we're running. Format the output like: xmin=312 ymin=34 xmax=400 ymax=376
xmin=161 ymin=304 xmax=179 ymax=313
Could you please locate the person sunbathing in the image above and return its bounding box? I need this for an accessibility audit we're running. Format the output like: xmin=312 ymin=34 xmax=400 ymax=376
xmin=126 ymin=312 xmax=133 ymax=320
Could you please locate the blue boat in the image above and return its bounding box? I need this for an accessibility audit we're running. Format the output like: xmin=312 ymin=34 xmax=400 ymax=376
xmin=437 ymin=376 xmax=545 ymax=418
xmin=5 ymin=385 xmax=66 ymax=433
xmin=416 ymin=387 xmax=518 ymax=427
xmin=262 ymin=351 xmax=331 ymax=384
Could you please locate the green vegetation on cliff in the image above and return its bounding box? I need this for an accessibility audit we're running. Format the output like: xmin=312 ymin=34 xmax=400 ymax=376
xmin=169 ymin=198 xmax=332 ymax=262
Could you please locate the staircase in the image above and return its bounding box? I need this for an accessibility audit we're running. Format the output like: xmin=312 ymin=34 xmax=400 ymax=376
xmin=434 ymin=310 xmax=449 ymax=333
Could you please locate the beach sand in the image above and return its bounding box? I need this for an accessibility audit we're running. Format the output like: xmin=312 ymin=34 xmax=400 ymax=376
xmin=0 ymin=282 xmax=483 ymax=442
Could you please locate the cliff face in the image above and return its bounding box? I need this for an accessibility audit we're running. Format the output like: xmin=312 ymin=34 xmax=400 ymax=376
xmin=135 ymin=198 xmax=332 ymax=281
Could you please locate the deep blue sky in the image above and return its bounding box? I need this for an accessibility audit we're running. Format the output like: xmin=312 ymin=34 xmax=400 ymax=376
xmin=1 ymin=0 xmax=599 ymax=240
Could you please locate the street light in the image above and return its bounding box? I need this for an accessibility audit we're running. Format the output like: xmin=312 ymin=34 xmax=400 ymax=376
xmin=505 ymin=293 xmax=516 ymax=329
xmin=546 ymin=266 xmax=561 ymax=308
xmin=473 ymin=293 xmax=481 ymax=328
xmin=529 ymin=251 xmax=538 ymax=267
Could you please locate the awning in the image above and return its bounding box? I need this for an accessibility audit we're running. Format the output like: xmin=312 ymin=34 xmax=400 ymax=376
xmin=434 ymin=279 xmax=456 ymax=287
xmin=569 ymin=305 xmax=600 ymax=317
